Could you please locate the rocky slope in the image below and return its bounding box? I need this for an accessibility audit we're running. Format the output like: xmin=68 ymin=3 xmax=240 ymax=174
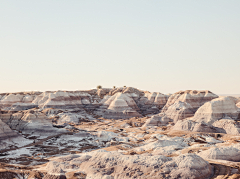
xmin=0 ymin=119 xmax=31 ymax=150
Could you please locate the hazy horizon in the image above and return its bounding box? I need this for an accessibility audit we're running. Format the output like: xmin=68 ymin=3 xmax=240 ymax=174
xmin=1 ymin=1 xmax=240 ymax=94
xmin=0 ymin=87 xmax=240 ymax=96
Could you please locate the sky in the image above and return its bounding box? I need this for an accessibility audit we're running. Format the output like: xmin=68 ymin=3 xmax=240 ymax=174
xmin=0 ymin=0 xmax=240 ymax=94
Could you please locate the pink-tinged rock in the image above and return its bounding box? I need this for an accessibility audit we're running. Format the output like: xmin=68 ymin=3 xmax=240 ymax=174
xmin=212 ymin=118 xmax=240 ymax=135
xmin=192 ymin=96 xmax=239 ymax=125
xmin=198 ymin=145 xmax=240 ymax=162
xmin=162 ymin=90 xmax=218 ymax=113
xmin=102 ymin=92 xmax=142 ymax=119
xmin=41 ymin=150 xmax=213 ymax=179
xmin=161 ymin=90 xmax=218 ymax=122
xmin=0 ymin=119 xmax=31 ymax=150
xmin=171 ymin=120 xmax=217 ymax=133
xmin=5 ymin=111 xmax=66 ymax=137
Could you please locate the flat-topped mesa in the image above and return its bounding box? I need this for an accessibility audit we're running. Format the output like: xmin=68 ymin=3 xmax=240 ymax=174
xmin=1 ymin=90 xmax=104 ymax=112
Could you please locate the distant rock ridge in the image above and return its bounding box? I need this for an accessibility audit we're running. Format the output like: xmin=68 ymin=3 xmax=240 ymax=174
xmin=0 ymin=87 xmax=169 ymax=119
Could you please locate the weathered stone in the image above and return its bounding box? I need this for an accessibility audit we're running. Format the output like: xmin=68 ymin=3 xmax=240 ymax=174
xmin=41 ymin=150 xmax=213 ymax=179
xmin=192 ymin=96 xmax=239 ymax=125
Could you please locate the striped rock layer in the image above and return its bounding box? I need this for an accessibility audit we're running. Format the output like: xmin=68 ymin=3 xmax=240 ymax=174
xmin=0 ymin=87 xmax=169 ymax=119
xmin=171 ymin=96 xmax=240 ymax=135
xmin=143 ymin=90 xmax=219 ymax=127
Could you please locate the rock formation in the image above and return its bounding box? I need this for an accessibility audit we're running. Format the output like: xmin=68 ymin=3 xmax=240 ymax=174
xmin=98 ymin=87 xmax=169 ymax=118
xmin=237 ymin=98 xmax=240 ymax=108
xmin=162 ymin=90 xmax=218 ymax=113
xmin=100 ymin=92 xmax=142 ymax=119
xmin=198 ymin=144 xmax=240 ymax=162
xmin=143 ymin=90 xmax=218 ymax=127
xmin=0 ymin=87 xmax=169 ymax=120
xmin=212 ymin=118 xmax=240 ymax=135
xmin=2 ymin=110 xmax=66 ymax=137
xmin=1 ymin=87 xmax=240 ymax=179
xmin=192 ymin=96 xmax=239 ymax=125
xmin=170 ymin=96 xmax=240 ymax=135
xmin=162 ymin=90 xmax=218 ymax=122
xmin=172 ymin=120 xmax=217 ymax=133
xmin=0 ymin=119 xmax=31 ymax=150
xmin=39 ymin=150 xmax=213 ymax=179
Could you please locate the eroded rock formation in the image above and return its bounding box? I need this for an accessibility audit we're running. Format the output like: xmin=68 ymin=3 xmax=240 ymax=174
xmin=192 ymin=96 xmax=239 ymax=125
xmin=171 ymin=96 xmax=240 ymax=135
xmin=0 ymin=88 xmax=240 ymax=179
xmin=143 ymin=90 xmax=218 ymax=127
xmin=0 ymin=87 xmax=169 ymax=120
xmin=0 ymin=119 xmax=31 ymax=150
xmin=39 ymin=150 xmax=213 ymax=179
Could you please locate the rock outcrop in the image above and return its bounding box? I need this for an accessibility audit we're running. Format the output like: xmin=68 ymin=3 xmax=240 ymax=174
xmin=198 ymin=144 xmax=240 ymax=162
xmin=0 ymin=92 xmax=41 ymax=110
xmin=100 ymin=92 xmax=142 ymax=119
xmin=143 ymin=90 xmax=218 ymax=127
xmin=0 ymin=87 xmax=168 ymax=120
xmin=162 ymin=90 xmax=218 ymax=113
xmin=3 ymin=110 xmax=66 ymax=137
xmin=0 ymin=119 xmax=31 ymax=150
xmin=172 ymin=120 xmax=217 ymax=133
xmin=40 ymin=150 xmax=213 ymax=179
xmin=192 ymin=96 xmax=239 ymax=125
xmin=170 ymin=96 xmax=240 ymax=135
xmin=212 ymin=118 xmax=240 ymax=135
xmin=161 ymin=90 xmax=218 ymax=122
xmin=100 ymin=87 xmax=169 ymax=118
xmin=237 ymin=98 xmax=240 ymax=108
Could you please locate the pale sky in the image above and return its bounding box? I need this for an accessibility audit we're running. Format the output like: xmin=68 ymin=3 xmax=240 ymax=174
xmin=0 ymin=0 xmax=239 ymax=94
